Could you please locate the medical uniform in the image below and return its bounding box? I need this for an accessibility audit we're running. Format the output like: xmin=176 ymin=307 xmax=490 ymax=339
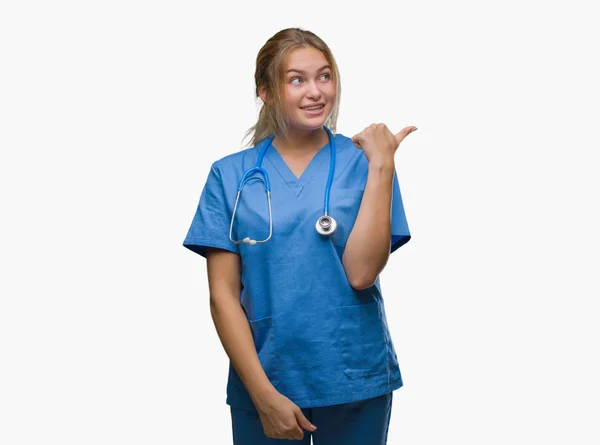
xmin=183 ymin=132 xmax=411 ymax=413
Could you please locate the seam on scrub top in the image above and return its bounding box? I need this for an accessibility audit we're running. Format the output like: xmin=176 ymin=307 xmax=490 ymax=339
xmin=264 ymin=153 xmax=296 ymax=191
xmin=378 ymin=300 xmax=392 ymax=392
xmin=335 ymin=137 xmax=368 ymax=186
xmin=184 ymin=238 xmax=239 ymax=255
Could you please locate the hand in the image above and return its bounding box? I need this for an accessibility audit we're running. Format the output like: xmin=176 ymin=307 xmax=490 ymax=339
xmin=253 ymin=390 xmax=317 ymax=440
xmin=351 ymin=123 xmax=417 ymax=166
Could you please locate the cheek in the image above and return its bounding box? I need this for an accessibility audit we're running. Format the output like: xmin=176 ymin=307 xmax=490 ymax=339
xmin=326 ymin=86 xmax=336 ymax=101
xmin=284 ymin=88 xmax=301 ymax=105
xmin=284 ymin=99 xmax=301 ymax=115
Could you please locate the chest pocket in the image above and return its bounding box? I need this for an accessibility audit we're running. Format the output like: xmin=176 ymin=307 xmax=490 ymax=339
xmin=329 ymin=188 xmax=364 ymax=249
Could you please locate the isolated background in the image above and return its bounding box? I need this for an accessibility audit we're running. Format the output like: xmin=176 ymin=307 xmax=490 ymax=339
xmin=1 ymin=1 xmax=599 ymax=444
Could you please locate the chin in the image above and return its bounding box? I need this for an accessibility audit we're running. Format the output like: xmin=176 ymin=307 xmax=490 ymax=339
xmin=297 ymin=122 xmax=326 ymax=132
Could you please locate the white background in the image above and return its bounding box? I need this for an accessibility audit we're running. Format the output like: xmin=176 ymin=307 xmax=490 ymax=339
xmin=1 ymin=1 xmax=599 ymax=444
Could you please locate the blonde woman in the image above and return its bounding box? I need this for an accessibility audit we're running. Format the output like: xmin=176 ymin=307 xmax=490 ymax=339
xmin=183 ymin=27 xmax=417 ymax=444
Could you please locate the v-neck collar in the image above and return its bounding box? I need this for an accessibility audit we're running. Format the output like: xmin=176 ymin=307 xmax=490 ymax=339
xmin=264 ymin=136 xmax=334 ymax=197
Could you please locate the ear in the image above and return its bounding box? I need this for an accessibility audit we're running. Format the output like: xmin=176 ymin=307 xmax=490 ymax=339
xmin=258 ymin=85 xmax=270 ymax=104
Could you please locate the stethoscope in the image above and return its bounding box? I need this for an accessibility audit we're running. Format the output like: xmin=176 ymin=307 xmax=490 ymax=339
xmin=229 ymin=125 xmax=337 ymax=245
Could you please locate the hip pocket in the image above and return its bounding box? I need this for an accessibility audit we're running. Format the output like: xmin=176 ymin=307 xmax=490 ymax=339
xmin=337 ymin=301 xmax=388 ymax=379
xmin=248 ymin=316 xmax=280 ymax=388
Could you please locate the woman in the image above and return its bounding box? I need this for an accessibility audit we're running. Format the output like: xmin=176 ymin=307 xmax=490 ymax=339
xmin=183 ymin=27 xmax=417 ymax=444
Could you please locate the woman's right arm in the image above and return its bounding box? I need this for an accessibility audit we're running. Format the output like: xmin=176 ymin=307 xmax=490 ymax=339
xmin=205 ymin=247 xmax=276 ymax=403
xmin=205 ymin=247 xmax=316 ymax=440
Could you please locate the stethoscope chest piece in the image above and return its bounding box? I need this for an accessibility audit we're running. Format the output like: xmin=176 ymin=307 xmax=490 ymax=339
xmin=316 ymin=215 xmax=337 ymax=236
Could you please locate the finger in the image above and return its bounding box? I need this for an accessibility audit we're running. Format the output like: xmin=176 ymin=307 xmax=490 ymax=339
xmin=293 ymin=427 xmax=305 ymax=440
xmin=351 ymin=138 xmax=363 ymax=149
xmin=295 ymin=410 xmax=318 ymax=432
xmin=395 ymin=126 xmax=418 ymax=145
xmin=351 ymin=132 xmax=363 ymax=149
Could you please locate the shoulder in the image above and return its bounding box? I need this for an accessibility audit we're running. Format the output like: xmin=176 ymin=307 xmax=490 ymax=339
xmin=333 ymin=132 xmax=368 ymax=162
xmin=210 ymin=145 xmax=261 ymax=177
xmin=209 ymin=132 xmax=367 ymax=173
xmin=333 ymin=132 xmax=370 ymax=177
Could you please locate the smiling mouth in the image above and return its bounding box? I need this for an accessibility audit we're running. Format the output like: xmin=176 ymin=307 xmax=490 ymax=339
xmin=300 ymin=104 xmax=325 ymax=110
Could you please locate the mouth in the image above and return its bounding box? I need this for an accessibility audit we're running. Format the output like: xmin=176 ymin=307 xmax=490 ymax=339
xmin=300 ymin=104 xmax=325 ymax=110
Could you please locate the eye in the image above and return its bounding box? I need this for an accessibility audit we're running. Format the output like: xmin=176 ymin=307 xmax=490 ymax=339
xmin=289 ymin=73 xmax=331 ymax=85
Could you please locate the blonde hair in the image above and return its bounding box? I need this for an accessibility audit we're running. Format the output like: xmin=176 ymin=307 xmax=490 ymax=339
xmin=242 ymin=28 xmax=341 ymax=148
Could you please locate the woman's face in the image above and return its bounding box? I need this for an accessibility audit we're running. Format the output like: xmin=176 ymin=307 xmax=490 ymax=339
xmin=280 ymin=47 xmax=336 ymax=134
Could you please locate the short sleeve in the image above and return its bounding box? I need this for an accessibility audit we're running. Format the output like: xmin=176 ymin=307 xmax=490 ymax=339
xmin=182 ymin=163 xmax=240 ymax=258
xmin=390 ymin=170 xmax=411 ymax=254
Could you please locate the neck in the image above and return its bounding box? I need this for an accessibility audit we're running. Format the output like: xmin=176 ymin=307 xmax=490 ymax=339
xmin=273 ymin=126 xmax=328 ymax=155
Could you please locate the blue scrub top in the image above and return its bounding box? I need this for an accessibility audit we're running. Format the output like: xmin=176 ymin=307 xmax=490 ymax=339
xmin=183 ymin=133 xmax=411 ymax=409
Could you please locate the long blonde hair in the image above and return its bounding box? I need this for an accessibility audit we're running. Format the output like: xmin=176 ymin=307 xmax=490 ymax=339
xmin=242 ymin=28 xmax=342 ymax=148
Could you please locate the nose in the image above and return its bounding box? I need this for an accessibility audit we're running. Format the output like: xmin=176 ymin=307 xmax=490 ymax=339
xmin=306 ymin=80 xmax=322 ymax=100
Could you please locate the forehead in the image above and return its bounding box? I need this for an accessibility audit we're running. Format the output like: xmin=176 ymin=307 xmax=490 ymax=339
xmin=284 ymin=47 xmax=329 ymax=72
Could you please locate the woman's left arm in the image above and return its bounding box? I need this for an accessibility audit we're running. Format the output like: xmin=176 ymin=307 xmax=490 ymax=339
xmin=342 ymin=123 xmax=417 ymax=290
xmin=342 ymin=160 xmax=395 ymax=290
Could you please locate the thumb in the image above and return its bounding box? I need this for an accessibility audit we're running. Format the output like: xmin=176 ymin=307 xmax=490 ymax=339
xmin=395 ymin=126 xmax=418 ymax=145
xmin=294 ymin=409 xmax=317 ymax=432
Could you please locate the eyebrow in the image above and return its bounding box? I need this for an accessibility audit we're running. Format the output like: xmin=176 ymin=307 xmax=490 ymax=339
xmin=286 ymin=65 xmax=331 ymax=75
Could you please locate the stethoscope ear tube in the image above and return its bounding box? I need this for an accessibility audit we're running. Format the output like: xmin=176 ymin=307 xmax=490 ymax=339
xmin=238 ymin=166 xmax=271 ymax=192
xmin=229 ymin=186 xmax=273 ymax=245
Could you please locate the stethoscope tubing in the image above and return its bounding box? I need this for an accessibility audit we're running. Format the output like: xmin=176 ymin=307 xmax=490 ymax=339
xmin=229 ymin=125 xmax=336 ymax=245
